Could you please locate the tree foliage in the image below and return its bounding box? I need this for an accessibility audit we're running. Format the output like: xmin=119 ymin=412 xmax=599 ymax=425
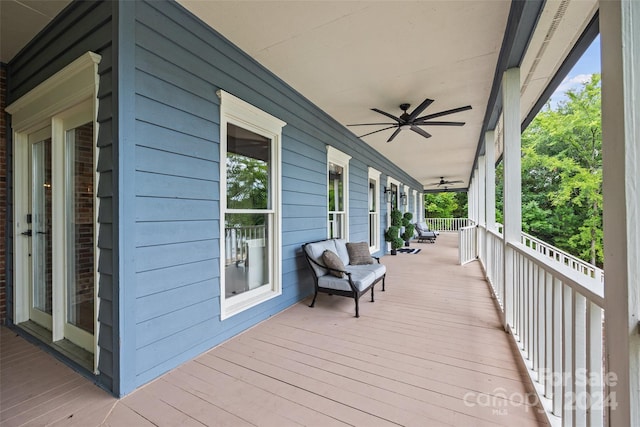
xmin=497 ymin=74 xmax=603 ymax=266
xmin=424 ymin=192 xmax=468 ymax=218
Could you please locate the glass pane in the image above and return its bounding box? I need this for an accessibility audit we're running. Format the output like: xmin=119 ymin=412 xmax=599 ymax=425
xmin=391 ymin=183 xmax=398 ymax=210
xmin=227 ymin=123 xmax=270 ymax=210
xmin=66 ymin=122 xmax=95 ymax=334
xmin=329 ymin=212 xmax=344 ymax=239
xmin=369 ymin=179 xmax=376 ymax=212
xmin=224 ymin=213 xmax=270 ymax=298
xmin=369 ymin=213 xmax=376 ymax=247
xmin=328 ymin=163 xmax=344 ymax=211
xmin=32 ymin=138 xmax=53 ymax=315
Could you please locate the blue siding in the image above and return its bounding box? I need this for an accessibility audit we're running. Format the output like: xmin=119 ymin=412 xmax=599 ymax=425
xmin=127 ymin=0 xmax=423 ymax=390
xmin=6 ymin=0 xmax=117 ymax=393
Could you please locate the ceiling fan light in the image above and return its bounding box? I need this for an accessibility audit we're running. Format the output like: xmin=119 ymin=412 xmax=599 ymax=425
xmin=400 ymin=124 xmax=412 ymax=131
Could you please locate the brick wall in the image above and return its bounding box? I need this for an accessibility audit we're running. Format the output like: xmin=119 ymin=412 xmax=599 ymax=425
xmin=1 ymin=64 xmax=7 ymax=325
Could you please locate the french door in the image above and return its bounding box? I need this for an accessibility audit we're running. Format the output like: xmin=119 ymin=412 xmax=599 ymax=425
xmin=17 ymin=103 xmax=96 ymax=356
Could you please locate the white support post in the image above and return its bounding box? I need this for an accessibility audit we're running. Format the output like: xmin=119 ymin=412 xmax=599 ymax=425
xmin=478 ymin=155 xmax=486 ymax=228
xmin=502 ymin=67 xmax=521 ymax=331
xmin=600 ymin=1 xmax=640 ymax=425
xmin=485 ymin=130 xmax=496 ymax=231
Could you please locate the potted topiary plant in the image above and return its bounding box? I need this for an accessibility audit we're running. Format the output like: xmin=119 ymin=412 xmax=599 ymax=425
xmin=384 ymin=208 xmax=404 ymax=255
xmin=401 ymin=212 xmax=415 ymax=247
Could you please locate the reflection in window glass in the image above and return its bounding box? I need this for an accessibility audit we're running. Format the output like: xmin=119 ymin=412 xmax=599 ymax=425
xmin=225 ymin=123 xmax=272 ymax=299
xmin=226 ymin=123 xmax=270 ymax=210
xmin=328 ymin=163 xmax=344 ymax=212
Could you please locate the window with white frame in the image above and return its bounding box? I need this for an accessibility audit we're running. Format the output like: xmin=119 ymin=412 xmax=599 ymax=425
xmin=327 ymin=146 xmax=351 ymax=239
xmin=368 ymin=167 xmax=381 ymax=252
xmin=218 ymin=90 xmax=285 ymax=319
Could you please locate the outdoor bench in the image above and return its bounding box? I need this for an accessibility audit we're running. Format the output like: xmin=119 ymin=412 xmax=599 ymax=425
xmin=302 ymin=239 xmax=386 ymax=317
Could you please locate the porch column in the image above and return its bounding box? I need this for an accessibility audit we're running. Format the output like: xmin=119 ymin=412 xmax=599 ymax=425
xmin=478 ymin=156 xmax=486 ymax=227
xmin=601 ymin=1 xmax=640 ymax=425
xmin=502 ymin=67 xmax=521 ymax=330
xmin=485 ymin=130 xmax=496 ymax=231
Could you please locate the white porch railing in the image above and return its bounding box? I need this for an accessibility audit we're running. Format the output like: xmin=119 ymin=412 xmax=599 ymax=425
xmin=458 ymin=221 xmax=477 ymax=265
xmin=225 ymin=225 xmax=266 ymax=266
xmin=426 ymin=217 xmax=472 ymax=232
xmin=521 ymin=231 xmax=604 ymax=284
xmin=477 ymin=223 xmax=607 ymax=427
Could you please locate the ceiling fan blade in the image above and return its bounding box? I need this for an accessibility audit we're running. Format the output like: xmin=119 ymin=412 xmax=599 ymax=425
xmin=410 ymin=125 xmax=431 ymax=139
xmin=347 ymin=122 xmax=398 ymax=127
xmin=415 ymin=120 xmax=466 ymax=126
xmin=386 ymin=127 xmax=403 ymax=143
xmin=371 ymin=108 xmax=402 ymax=123
xmin=358 ymin=125 xmax=397 ymax=138
xmin=416 ymin=105 xmax=472 ymax=121
xmin=407 ymin=98 xmax=434 ymax=121
xmin=444 ymin=180 xmax=464 ymax=184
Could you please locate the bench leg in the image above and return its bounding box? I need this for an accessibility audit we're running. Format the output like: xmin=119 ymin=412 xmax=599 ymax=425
xmin=309 ymin=290 xmax=318 ymax=308
xmin=370 ymin=285 xmax=374 ymax=302
xmin=382 ymin=276 xmax=385 ymax=292
xmin=354 ymin=296 xmax=360 ymax=318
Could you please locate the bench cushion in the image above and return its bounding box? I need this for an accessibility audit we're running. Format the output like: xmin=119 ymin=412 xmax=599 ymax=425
xmin=304 ymin=240 xmax=339 ymax=277
xmin=318 ymin=269 xmax=376 ymax=292
xmin=346 ymin=263 xmax=386 ymax=281
xmin=333 ymin=239 xmax=351 ymax=265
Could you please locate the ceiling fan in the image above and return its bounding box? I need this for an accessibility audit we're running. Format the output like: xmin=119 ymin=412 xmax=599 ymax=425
xmin=347 ymin=98 xmax=472 ymax=143
xmin=428 ymin=177 xmax=464 ymax=187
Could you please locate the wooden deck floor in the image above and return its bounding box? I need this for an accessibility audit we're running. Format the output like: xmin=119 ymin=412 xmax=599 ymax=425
xmin=1 ymin=233 xmax=548 ymax=426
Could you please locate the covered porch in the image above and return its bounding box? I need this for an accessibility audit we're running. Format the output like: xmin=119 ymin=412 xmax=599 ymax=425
xmin=1 ymin=232 xmax=548 ymax=426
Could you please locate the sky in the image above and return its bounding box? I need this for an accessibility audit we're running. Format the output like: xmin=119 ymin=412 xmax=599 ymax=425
xmin=548 ymin=35 xmax=601 ymax=108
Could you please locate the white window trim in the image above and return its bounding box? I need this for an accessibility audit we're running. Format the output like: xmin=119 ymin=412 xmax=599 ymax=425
xmin=327 ymin=146 xmax=351 ymax=240
xmin=368 ymin=167 xmax=381 ymax=253
xmin=218 ymin=90 xmax=286 ymax=320
xmin=6 ymin=51 xmax=101 ymax=373
xmin=412 ymin=189 xmax=418 ymax=222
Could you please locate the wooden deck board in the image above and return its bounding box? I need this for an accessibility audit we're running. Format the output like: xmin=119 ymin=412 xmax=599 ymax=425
xmin=0 ymin=233 xmax=548 ymax=426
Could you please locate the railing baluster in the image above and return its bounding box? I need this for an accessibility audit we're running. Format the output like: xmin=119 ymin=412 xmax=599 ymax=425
xmin=586 ymin=301 xmax=604 ymax=427
xmin=553 ymin=278 xmax=563 ymax=416
xmin=545 ymin=270 xmax=553 ymax=399
xmin=563 ymin=284 xmax=574 ymax=427
xmin=573 ymin=293 xmax=587 ymax=427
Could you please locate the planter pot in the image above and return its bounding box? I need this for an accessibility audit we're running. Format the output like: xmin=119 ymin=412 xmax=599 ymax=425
xmin=405 ymin=240 xmax=411 ymax=247
xmin=390 ymin=249 xmax=397 ymax=255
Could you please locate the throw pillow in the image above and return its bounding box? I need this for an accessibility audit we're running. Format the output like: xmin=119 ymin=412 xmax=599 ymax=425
xmin=346 ymin=242 xmax=374 ymax=265
xmin=322 ymin=250 xmax=345 ymax=277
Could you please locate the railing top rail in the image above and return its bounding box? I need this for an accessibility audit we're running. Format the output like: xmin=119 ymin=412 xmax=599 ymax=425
xmin=521 ymin=231 xmax=601 ymax=270
xmin=509 ymin=241 xmax=604 ymax=307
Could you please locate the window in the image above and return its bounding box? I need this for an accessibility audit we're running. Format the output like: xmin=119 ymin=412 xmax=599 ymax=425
xmin=219 ymin=90 xmax=285 ymax=319
xmin=368 ymin=167 xmax=381 ymax=252
xmin=327 ymin=146 xmax=351 ymax=239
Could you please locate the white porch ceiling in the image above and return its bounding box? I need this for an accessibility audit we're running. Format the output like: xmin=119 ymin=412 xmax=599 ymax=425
xmin=2 ymin=0 xmax=598 ymax=191
xmin=179 ymin=1 xmax=510 ymax=191
xmin=0 ymin=0 xmax=72 ymax=62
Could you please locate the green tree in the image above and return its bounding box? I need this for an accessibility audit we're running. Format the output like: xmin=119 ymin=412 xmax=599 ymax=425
xmin=424 ymin=192 xmax=468 ymax=218
xmin=496 ymin=74 xmax=602 ymax=266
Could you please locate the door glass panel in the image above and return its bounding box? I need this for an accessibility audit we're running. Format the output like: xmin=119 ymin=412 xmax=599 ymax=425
xmin=66 ymin=122 xmax=95 ymax=334
xmin=32 ymin=138 xmax=53 ymax=315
